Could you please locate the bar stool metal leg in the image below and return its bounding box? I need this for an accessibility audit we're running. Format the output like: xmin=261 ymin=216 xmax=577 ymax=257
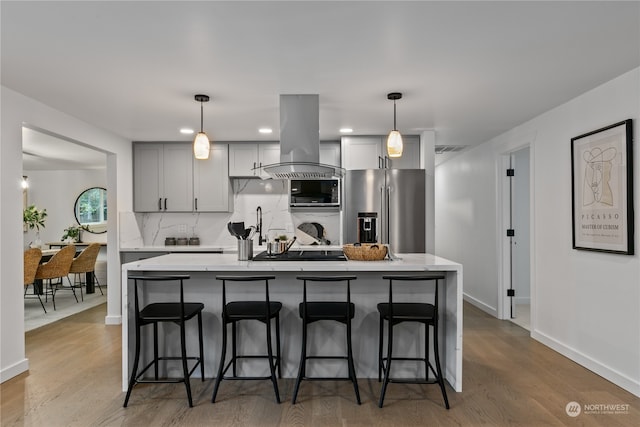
xmin=211 ymin=318 xmax=228 ymax=403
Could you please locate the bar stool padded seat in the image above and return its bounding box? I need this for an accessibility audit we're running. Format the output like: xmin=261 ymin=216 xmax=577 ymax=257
xmin=377 ymin=303 xmax=435 ymax=322
xmin=226 ymin=301 xmax=283 ymax=319
xmin=140 ymin=302 xmax=205 ymax=321
xmin=300 ymin=302 xmax=355 ymax=321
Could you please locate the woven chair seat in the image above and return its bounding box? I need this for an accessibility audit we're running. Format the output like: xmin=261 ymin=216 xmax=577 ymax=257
xmin=69 ymin=243 xmax=101 ymax=274
xmin=35 ymin=245 xmax=76 ymax=280
xmin=24 ymin=248 xmax=42 ymax=285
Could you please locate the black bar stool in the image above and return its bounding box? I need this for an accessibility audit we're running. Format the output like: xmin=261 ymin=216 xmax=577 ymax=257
xmin=377 ymin=274 xmax=449 ymax=409
xmin=212 ymin=275 xmax=282 ymax=403
xmin=123 ymin=274 xmax=205 ymax=408
xmin=291 ymin=275 xmax=361 ymax=405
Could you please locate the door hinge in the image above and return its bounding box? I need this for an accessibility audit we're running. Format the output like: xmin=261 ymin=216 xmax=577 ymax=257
xmin=507 ymin=229 xmax=515 ymax=237
xmin=506 ymin=168 xmax=515 ymax=176
xmin=507 ymin=289 xmax=515 ymax=297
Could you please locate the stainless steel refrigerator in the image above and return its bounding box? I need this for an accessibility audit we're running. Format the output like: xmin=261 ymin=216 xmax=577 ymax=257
xmin=343 ymin=169 xmax=426 ymax=253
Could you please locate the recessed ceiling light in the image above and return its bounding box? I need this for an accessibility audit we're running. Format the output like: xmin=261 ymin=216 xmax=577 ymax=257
xmin=180 ymin=128 xmax=194 ymax=135
xmin=259 ymin=128 xmax=273 ymax=134
xmin=340 ymin=128 xmax=353 ymax=133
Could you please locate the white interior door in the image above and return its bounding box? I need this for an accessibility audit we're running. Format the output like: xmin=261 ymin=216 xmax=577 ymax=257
xmin=509 ymin=147 xmax=531 ymax=327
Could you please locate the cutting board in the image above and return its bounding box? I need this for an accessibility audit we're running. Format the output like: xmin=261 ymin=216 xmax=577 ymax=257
xmin=296 ymin=222 xmax=330 ymax=245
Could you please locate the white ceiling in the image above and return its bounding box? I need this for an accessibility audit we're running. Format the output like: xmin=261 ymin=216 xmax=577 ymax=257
xmin=22 ymin=127 xmax=107 ymax=170
xmin=3 ymin=1 xmax=639 ymax=167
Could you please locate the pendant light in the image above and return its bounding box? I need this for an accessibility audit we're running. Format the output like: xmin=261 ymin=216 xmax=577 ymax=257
xmin=386 ymin=92 xmax=403 ymax=158
xmin=193 ymin=94 xmax=211 ymax=160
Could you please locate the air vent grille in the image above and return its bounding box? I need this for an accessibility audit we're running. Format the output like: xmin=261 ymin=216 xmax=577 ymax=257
xmin=271 ymin=171 xmax=334 ymax=179
xmin=435 ymin=145 xmax=466 ymax=154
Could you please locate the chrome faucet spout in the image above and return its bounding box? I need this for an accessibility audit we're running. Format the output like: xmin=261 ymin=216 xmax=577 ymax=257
xmin=256 ymin=206 xmax=263 ymax=245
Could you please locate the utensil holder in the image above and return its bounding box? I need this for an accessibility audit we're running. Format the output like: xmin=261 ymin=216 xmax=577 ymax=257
xmin=238 ymin=239 xmax=253 ymax=261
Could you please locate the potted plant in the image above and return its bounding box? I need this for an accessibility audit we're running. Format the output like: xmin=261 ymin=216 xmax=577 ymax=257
xmin=61 ymin=224 xmax=90 ymax=243
xmin=23 ymin=205 xmax=47 ymax=248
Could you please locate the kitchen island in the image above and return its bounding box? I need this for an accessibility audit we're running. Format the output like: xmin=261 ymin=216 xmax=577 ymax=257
xmin=120 ymin=252 xmax=463 ymax=393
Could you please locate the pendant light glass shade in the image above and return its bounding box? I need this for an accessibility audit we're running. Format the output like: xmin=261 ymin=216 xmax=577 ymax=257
xmin=193 ymin=131 xmax=210 ymax=159
xmin=193 ymin=94 xmax=211 ymax=160
xmin=386 ymin=92 xmax=404 ymax=158
xmin=387 ymin=130 xmax=403 ymax=158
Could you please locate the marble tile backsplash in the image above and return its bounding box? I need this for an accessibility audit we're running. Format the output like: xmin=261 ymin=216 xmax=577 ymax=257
xmin=133 ymin=179 xmax=341 ymax=247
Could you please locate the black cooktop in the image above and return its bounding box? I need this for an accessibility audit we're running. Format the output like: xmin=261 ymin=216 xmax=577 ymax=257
xmin=252 ymin=249 xmax=347 ymax=261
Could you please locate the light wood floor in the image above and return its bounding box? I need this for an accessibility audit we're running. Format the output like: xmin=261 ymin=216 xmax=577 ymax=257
xmin=2 ymin=303 xmax=638 ymax=426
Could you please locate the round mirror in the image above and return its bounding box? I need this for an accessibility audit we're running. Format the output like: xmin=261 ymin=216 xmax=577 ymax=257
xmin=74 ymin=187 xmax=107 ymax=234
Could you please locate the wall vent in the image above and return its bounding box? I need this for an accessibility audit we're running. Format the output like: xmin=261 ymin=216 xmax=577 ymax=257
xmin=435 ymin=145 xmax=466 ymax=155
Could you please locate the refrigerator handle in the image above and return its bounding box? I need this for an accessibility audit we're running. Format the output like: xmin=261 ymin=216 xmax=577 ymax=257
xmin=380 ymin=186 xmax=385 ymax=242
xmin=386 ymin=186 xmax=391 ymax=244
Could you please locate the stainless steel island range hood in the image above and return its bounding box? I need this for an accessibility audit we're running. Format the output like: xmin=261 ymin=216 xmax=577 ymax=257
xmin=261 ymin=94 xmax=344 ymax=179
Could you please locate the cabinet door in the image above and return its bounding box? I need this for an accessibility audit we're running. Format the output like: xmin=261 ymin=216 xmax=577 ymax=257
xmin=162 ymin=143 xmax=193 ymax=211
xmin=387 ymin=135 xmax=421 ymax=169
xmin=133 ymin=144 xmax=163 ymax=212
xmin=320 ymin=142 xmax=341 ymax=167
xmin=229 ymin=144 xmax=259 ymax=177
xmin=341 ymin=136 xmax=383 ymax=170
xmin=258 ymin=143 xmax=280 ymax=179
xmin=194 ymin=144 xmax=231 ymax=212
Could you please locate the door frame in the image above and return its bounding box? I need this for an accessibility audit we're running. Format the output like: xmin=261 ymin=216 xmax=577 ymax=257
xmin=497 ymin=142 xmax=535 ymax=324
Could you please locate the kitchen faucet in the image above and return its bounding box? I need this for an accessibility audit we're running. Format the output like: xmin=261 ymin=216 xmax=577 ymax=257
xmin=256 ymin=206 xmax=263 ymax=245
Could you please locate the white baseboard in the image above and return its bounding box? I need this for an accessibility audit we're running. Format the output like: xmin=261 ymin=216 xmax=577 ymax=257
xmin=0 ymin=358 xmax=29 ymax=383
xmin=105 ymin=315 xmax=122 ymax=325
xmin=463 ymin=293 xmax=498 ymax=317
xmin=532 ymin=330 xmax=640 ymax=398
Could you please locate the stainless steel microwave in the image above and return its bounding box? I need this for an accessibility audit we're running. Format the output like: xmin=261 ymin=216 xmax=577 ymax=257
xmin=289 ymin=179 xmax=341 ymax=209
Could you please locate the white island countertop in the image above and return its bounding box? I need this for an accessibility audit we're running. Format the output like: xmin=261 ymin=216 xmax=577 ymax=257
xmin=121 ymin=252 xmax=463 ymax=393
xmin=119 ymin=244 xmax=345 ymax=253
xmin=122 ymin=252 xmax=461 ymax=272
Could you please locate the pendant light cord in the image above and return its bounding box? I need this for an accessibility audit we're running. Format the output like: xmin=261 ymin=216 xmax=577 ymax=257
xmin=393 ymin=100 xmax=397 ymax=131
xmin=200 ymin=102 xmax=204 ymax=133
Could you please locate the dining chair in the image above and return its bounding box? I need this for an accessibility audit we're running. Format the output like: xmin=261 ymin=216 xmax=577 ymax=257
xmin=24 ymin=248 xmax=46 ymax=313
xmin=68 ymin=243 xmax=104 ymax=299
xmin=34 ymin=245 xmax=76 ymax=310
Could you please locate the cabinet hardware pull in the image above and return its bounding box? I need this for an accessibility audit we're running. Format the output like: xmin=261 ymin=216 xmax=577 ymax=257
xmin=164 ymin=198 xmax=167 ymax=210
xmin=158 ymin=198 xmax=162 ymax=211
xmin=195 ymin=198 xmax=198 ymax=211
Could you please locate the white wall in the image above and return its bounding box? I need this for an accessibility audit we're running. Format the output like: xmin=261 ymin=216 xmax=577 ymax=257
xmin=0 ymin=86 xmax=133 ymax=383
xmin=435 ymin=68 xmax=640 ymax=396
xmin=23 ymin=169 xmax=107 ymax=248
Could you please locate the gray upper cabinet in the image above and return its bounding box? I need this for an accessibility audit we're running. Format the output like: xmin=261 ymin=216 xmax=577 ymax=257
xmin=341 ymin=135 xmax=420 ymax=170
xmin=134 ymin=142 xmax=231 ymax=212
xmin=193 ymin=144 xmax=232 ymax=212
xmin=229 ymin=143 xmax=280 ymax=178
xmin=134 ymin=143 xmax=193 ymax=212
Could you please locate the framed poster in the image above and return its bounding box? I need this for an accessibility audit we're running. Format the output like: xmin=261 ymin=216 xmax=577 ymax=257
xmin=571 ymin=119 xmax=633 ymax=254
